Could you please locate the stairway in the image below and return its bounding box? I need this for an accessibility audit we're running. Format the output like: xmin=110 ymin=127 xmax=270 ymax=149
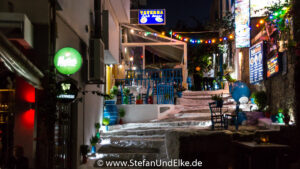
xmin=86 ymin=89 xmax=238 ymax=168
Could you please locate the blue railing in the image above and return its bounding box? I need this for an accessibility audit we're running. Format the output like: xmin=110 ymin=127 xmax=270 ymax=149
xmin=116 ymin=69 xmax=180 ymax=105
xmin=116 ymin=68 xmax=182 ymax=88
xmin=157 ymin=84 xmax=174 ymax=104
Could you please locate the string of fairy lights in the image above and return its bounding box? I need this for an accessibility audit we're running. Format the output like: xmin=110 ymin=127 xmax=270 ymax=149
xmin=169 ymin=31 xmax=234 ymax=44
xmin=129 ymin=28 xmax=235 ymax=45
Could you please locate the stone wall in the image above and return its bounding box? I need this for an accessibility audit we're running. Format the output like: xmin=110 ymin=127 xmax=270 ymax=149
xmin=240 ymin=48 xmax=296 ymax=121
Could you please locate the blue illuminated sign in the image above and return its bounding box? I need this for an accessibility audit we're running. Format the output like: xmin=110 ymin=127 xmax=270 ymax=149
xmin=249 ymin=42 xmax=264 ymax=84
xmin=138 ymin=9 xmax=166 ymax=25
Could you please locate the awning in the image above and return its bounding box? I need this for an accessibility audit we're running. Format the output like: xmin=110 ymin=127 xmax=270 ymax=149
xmin=0 ymin=32 xmax=44 ymax=89
xmin=122 ymin=24 xmax=185 ymax=62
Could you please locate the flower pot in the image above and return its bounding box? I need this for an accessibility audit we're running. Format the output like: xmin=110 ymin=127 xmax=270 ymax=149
xmin=284 ymin=114 xmax=290 ymax=125
xmin=91 ymin=145 xmax=96 ymax=154
xmin=103 ymin=100 xmax=118 ymax=125
xmin=147 ymin=96 xmax=153 ymax=104
xmin=265 ymin=112 xmax=271 ymax=118
xmin=177 ymin=91 xmax=182 ymax=98
xmin=136 ymin=99 xmax=143 ymax=104
xmin=123 ymin=95 xmax=129 ymax=104
xmin=276 ymin=113 xmax=284 ymax=124
xmin=271 ymin=115 xmax=277 ymax=123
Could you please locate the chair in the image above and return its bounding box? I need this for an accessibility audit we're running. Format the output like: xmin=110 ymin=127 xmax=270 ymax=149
xmin=209 ymin=102 xmax=228 ymax=130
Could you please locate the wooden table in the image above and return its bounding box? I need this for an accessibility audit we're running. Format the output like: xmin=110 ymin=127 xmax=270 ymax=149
xmin=233 ymin=141 xmax=289 ymax=169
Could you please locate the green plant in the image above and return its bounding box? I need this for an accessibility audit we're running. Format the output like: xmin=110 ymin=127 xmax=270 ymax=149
xmin=102 ymin=118 xmax=110 ymax=126
xmin=123 ymin=87 xmax=130 ymax=96
xmin=90 ymin=135 xmax=99 ymax=146
xmin=224 ymin=73 xmax=237 ymax=83
xmin=95 ymin=122 xmax=100 ymax=129
xmin=253 ymin=91 xmax=267 ymax=111
xmin=137 ymin=95 xmax=142 ymax=100
xmin=211 ymin=94 xmax=223 ymax=101
xmin=110 ymin=86 xmax=118 ymax=95
xmin=176 ymin=85 xmax=186 ymax=92
xmin=119 ymin=108 xmax=126 ymax=118
xmin=164 ymin=93 xmax=170 ymax=100
xmin=105 ymin=93 xmax=114 ymax=100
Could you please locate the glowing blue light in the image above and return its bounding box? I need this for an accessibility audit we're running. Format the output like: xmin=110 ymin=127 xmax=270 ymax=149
xmin=224 ymin=37 xmax=227 ymax=41
xmin=208 ymin=40 xmax=211 ymax=44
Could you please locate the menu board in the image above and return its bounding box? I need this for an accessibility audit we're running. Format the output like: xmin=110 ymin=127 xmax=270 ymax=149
xmin=138 ymin=9 xmax=166 ymax=25
xmin=267 ymin=54 xmax=280 ymax=78
xmin=235 ymin=0 xmax=251 ymax=48
xmin=249 ymin=42 xmax=264 ymax=84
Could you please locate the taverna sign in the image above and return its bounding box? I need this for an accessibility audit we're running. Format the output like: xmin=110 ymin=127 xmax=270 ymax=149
xmin=54 ymin=47 xmax=82 ymax=75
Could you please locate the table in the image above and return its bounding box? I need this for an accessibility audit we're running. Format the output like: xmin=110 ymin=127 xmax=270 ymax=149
xmin=233 ymin=141 xmax=289 ymax=169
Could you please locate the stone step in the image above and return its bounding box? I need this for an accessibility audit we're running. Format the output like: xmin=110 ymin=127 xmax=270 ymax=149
xmin=98 ymin=145 xmax=161 ymax=154
xmin=100 ymin=137 xmax=165 ymax=151
xmin=101 ymin=123 xmax=211 ymax=137
xmin=182 ymin=90 xmax=230 ymax=96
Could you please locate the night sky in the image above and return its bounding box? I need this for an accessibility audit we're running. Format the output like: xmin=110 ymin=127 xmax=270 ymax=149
xmin=146 ymin=0 xmax=213 ymax=28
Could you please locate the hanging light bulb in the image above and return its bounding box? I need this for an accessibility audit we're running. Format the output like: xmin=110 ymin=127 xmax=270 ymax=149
xmin=130 ymin=57 xmax=134 ymax=62
xmin=259 ymin=19 xmax=265 ymax=24
xmin=229 ymin=34 xmax=234 ymax=40
xmin=130 ymin=29 xmax=134 ymax=34
xmin=162 ymin=32 xmax=165 ymax=36
xmin=132 ymin=66 xmax=137 ymax=70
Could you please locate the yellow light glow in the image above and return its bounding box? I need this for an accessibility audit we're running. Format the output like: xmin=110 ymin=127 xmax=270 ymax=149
xmin=162 ymin=32 xmax=165 ymax=36
xmin=130 ymin=29 xmax=134 ymax=34
xmin=259 ymin=19 xmax=265 ymax=24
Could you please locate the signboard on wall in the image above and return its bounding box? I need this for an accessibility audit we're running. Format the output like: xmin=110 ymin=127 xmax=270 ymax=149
xmin=235 ymin=0 xmax=250 ymax=48
xmin=56 ymin=80 xmax=78 ymax=103
xmin=249 ymin=42 xmax=264 ymax=84
xmin=267 ymin=53 xmax=280 ymax=78
xmin=250 ymin=0 xmax=285 ymax=17
xmin=138 ymin=9 xmax=166 ymax=25
xmin=54 ymin=47 xmax=82 ymax=75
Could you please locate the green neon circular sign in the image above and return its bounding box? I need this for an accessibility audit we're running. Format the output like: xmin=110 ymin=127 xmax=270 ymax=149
xmin=54 ymin=47 xmax=82 ymax=75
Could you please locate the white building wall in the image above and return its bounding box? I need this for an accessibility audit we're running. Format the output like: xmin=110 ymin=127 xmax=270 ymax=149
xmin=56 ymin=0 xmax=93 ymax=44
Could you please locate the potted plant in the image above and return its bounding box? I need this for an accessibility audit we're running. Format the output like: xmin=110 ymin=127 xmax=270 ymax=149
xmin=122 ymin=87 xmax=130 ymax=104
xmin=102 ymin=117 xmax=110 ymax=131
xmin=136 ymin=94 xmax=143 ymax=104
xmin=271 ymin=111 xmax=278 ymax=123
xmin=276 ymin=108 xmax=284 ymax=124
xmin=104 ymin=94 xmax=118 ymax=125
xmin=80 ymin=145 xmax=89 ymax=164
xmin=283 ymin=109 xmax=290 ymax=126
xmin=253 ymin=91 xmax=267 ymax=111
xmin=110 ymin=85 xmax=119 ymax=101
xmin=90 ymin=135 xmax=99 ymax=154
xmin=176 ymin=85 xmax=186 ymax=98
xmin=118 ymin=108 xmax=126 ymax=124
xmin=95 ymin=123 xmax=100 ymax=139
xmin=211 ymin=94 xmax=223 ymax=107
xmin=264 ymin=106 xmax=271 ymax=118
xmin=148 ymin=93 xmax=153 ymax=104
